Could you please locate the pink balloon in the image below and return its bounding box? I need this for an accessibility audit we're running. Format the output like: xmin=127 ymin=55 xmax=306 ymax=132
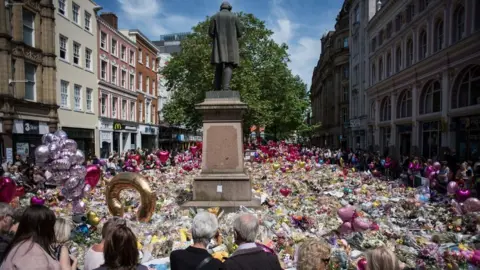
xmin=337 ymin=206 xmax=355 ymax=222
xmin=339 ymin=222 xmax=353 ymax=234
xmin=463 ymin=197 xmax=480 ymax=213
xmin=85 ymin=165 xmax=101 ymax=188
xmin=353 ymin=217 xmax=371 ymax=232
xmin=447 ymin=181 xmax=459 ymax=195
xmin=190 ymin=146 xmax=198 ymax=155
xmin=456 ymin=189 xmax=471 ymax=202
xmin=30 ymin=196 xmax=45 ymax=205
xmin=433 ymin=162 xmax=441 ymax=170
xmin=0 ymin=177 xmax=16 ymax=203
xmin=357 ymin=258 xmax=368 ymax=270
xmin=158 ymin=151 xmax=169 ymax=163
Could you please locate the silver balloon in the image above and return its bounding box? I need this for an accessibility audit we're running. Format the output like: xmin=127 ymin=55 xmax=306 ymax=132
xmin=42 ymin=133 xmax=55 ymax=144
xmin=74 ymin=150 xmax=85 ymax=165
xmin=50 ymin=171 xmax=70 ymax=183
xmin=54 ymin=130 xmax=68 ymax=140
xmin=69 ymin=165 xmax=87 ymax=178
xmin=72 ymin=199 xmax=86 ymax=213
xmin=83 ymin=184 xmax=92 ymax=194
xmin=65 ymin=176 xmax=82 ymax=190
xmin=50 ymin=158 xmax=71 ymax=171
xmin=61 ymin=139 xmax=77 ymax=152
xmin=35 ymin=145 xmax=50 ymax=163
xmin=48 ymin=143 xmax=62 ymax=159
xmin=69 ymin=183 xmax=85 ymax=199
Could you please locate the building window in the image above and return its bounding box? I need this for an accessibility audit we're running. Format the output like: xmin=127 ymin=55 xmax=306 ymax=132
xmin=381 ymin=127 xmax=391 ymax=151
xmin=380 ymin=96 xmax=391 ymax=121
xmin=101 ymin=61 xmax=107 ymax=80
xmin=343 ymin=86 xmax=348 ymax=102
xmin=152 ymin=59 xmax=156 ymax=71
xmin=370 ymin=101 xmax=376 ymax=121
xmin=406 ymin=39 xmax=413 ymax=67
xmin=342 ymin=66 xmax=349 ymax=79
xmin=378 ymin=57 xmax=383 ymax=81
xmin=396 ymin=46 xmax=402 ymax=72
xmin=73 ymin=42 xmax=80 ymax=65
xmin=371 ymin=37 xmax=376 ymax=52
xmin=343 ymin=37 xmax=348 ymax=48
xmin=354 ymin=5 xmax=359 ymax=23
xmin=379 ymin=30 xmax=384 ymax=46
xmin=152 ymin=80 xmax=156 ymax=95
xmin=353 ymin=65 xmax=358 ymax=84
xmin=146 ymin=100 xmax=151 ymax=123
xmin=146 ymin=77 xmax=150 ymax=92
xmin=395 ymin=14 xmax=403 ymax=31
xmin=453 ymin=5 xmax=465 ymax=43
xmin=59 ymin=36 xmax=67 ymax=60
xmin=74 ymin=84 xmax=82 ymax=110
xmin=386 ymin=53 xmax=392 ymax=77
xmin=24 ymin=63 xmax=36 ymax=101
xmin=84 ymin=12 xmax=91 ymax=31
xmin=386 ymin=22 xmax=392 ymax=38
xmin=146 ymin=55 xmax=150 ymax=68
xmin=122 ymin=100 xmax=127 ymax=120
xmin=121 ymin=70 xmax=126 ymax=88
xmin=419 ymin=0 xmax=429 ymax=12
xmin=341 ymin=108 xmax=348 ymax=123
xmin=121 ymin=45 xmax=126 ymax=61
xmin=371 ymin=64 xmax=376 ymax=84
xmin=129 ymin=50 xmax=134 ymax=65
xmin=111 ymin=39 xmax=117 ymax=55
xmin=397 ymin=90 xmax=412 ymax=118
xmin=451 ymin=65 xmax=480 ymax=109
xmin=100 ymin=32 xmax=107 ymax=49
xmin=112 ymin=97 xmax=118 ymax=118
xmin=434 ymin=19 xmax=444 ymax=52
xmin=419 ymin=30 xmax=427 ymax=60
xmin=101 ymin=94 xmax=107 ymax=116
xmin=422 ymin=121 xmax=441 ymax=158
xmin=420 ymin=81 xmax=441 ymax=114
xmin=139 ymin=102 xmax=143 ymax=122
xmin=85 ymin=48 xmax=92 ymax=70
xmin=138 ymin=48 xmax=142 ymax=63
xmin=60 ymin=80 xmax=69 ymax=108
xmin=138 ymin=72 xmax=143 ymax=90
xmin=129 ymin=74 xmax=134 ymax=90
xmin=406 ymin=3 xmax=415 ymax=23
xmin=23 ymin=9 xmax=35 ymax=47
xmin=111 ymin=66 xmax=117 ymax=84
xmin=72 ymin=3 xmax=79 ymax=24
xmin=58 ymin=0 xmax=66 ymax=16
xmin=86 ymin=88 xmax=93 ymax=112
xmin=130 ymin=101 xmax=135 ymax=121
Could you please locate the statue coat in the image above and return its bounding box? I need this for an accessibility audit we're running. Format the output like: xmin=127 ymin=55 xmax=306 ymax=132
xmin=209 ymin=9 xmax=243 ymax=66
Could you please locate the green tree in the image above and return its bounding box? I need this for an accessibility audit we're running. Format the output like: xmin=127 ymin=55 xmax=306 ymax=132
xmin=162 ymin=13 xmax=309 ymax=139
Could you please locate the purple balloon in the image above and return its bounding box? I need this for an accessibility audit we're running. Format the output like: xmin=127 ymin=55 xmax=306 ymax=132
xmin=83 ymin=184 xmax=92 ymax=194
xmin=74 ymin=150 xmax=85 ymax=165
xmin=48 ymin=143 xmax=62 ymax=159
xmin=65 ymin=177 xmax=82 ymax=190
xmin=50 ymin=171 xmax=70 ymax=183
xmin=35 ymin=145 xmax=50 ymax=163
xmin=50 ymin=158 xmax=71 ymax=171
xmin=72 ymin=199 xmax=86 ymax=214
xmin=70 ymin=165 xmax=87 ymax=178
xmin=61 ymin=139 xmax=77 ymax=152
xmin=70 ymin=183 xmax=85 ymax=199
xmin=55 ymin=130 xmax=68 ymax=140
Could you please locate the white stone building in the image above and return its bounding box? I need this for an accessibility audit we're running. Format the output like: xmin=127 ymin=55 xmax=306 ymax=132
xmin=54 ymin=0 xmax=101 ymax=157
xmin=363 ymin=0 xmax=480 ymax=161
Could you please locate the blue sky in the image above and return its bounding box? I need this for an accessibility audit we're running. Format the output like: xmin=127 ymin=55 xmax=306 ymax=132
xmin=95 ymin=0 xmax=343 ymax=88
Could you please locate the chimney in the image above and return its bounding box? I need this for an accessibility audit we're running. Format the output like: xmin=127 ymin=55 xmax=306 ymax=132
xmin=100 ymin=12 xmax=118 ymax=29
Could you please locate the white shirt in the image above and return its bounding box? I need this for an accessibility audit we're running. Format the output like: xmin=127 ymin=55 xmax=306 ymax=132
xmin=83 ymin=247 xmax=104 ymax=270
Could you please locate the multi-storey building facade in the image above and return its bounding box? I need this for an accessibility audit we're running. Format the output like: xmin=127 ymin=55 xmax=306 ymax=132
xmin=55 ymin=0 xmax=100 ymax=157
xmin=97 ymin=13 xmax=139 ymax=158
xmin=310 ymin=1 xmax=351 ymax=148
xmin=365 ymin=0 xmax=480 ymax=161
xmin=121 ymin=29 xmax=159 ymax=150
xmin=0 ymin=0 xmax=57 ymax=162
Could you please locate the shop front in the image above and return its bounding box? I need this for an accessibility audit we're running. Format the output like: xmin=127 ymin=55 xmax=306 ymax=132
xmin=99 ymin=119 xmax=139 ymax=158
xmin=140 ymin=124 xmax=158 ymax=150
xmin=61 ymin=127 xmax=95 ymax=157
xmin=12 ymin=120 xmax=50 ymax=162
xmin=453 ymin=116 xmax=480 ymax=161
xmin=420 ymin=121 xmax=441 ymax=159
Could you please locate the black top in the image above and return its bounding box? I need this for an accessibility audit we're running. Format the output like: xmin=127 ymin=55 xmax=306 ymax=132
xmin=94 ymin=265 xmax=148 ymax=270
xmin=170 ymin=246 xmax=224 ymax=270
xmin=225 ymin=247 xmax=282 ymax=270
xmin=0 ymin=234 xmax=12 ymax=264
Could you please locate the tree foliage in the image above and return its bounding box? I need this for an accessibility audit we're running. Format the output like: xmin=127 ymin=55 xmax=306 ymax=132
xmin=162 ymin=13 xmax=309 ymax=139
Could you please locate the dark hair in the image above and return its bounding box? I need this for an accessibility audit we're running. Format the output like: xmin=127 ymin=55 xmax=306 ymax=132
xmin=3 ymin=205 xmax=56 ymax=261
xmin=101 ymin=217 xmax=126 ymax=239
xmin=102 ymin=224 xmax=139 ymax=269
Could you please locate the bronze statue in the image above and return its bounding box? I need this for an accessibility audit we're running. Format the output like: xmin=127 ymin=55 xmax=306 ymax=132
xmin=209 ymin=1 xmax=243 ymax=91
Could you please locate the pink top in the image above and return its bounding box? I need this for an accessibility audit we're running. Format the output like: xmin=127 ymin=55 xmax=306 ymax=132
xmin=0 ymin=240 xmax=61 ymax=270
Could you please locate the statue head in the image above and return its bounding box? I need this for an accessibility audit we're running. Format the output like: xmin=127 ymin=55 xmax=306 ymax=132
xmin=220 ymin=1 xmax=232 ymax=11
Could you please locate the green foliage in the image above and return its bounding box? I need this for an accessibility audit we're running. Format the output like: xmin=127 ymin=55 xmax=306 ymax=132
xmin=162 ymin=13 xmax=309 ymax=138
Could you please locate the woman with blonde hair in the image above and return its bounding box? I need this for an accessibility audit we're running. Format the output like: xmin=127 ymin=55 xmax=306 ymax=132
xmin=296 ymin=239 xmax=331 ymax=270
xmin=365 ymin=246 xmax=401 ymax=270
xmin=53 ymin=217 xmax=77 ymax=270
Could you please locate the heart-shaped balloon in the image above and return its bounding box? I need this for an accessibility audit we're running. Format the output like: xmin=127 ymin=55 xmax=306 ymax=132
xmin=190 ymin=146 xmax=198 ymax=155
xmin=279 ymin=188 xmax=291 ymax=197
xmin=463 ymin=197 xmax=480 ymax=213
xmin=15 ymin=186 xmax=25 ymax=198
xmin=353 ymin=217 xmax=371 ymax=232
xmin=30 ymin=196 xmax=45 ymax=205
xmin=339 ymin=222 xmax=353 ymax=234
xmin=85 ymin=165 xmax=101 ymax=188
xmin=337 ymin=206 xmax=355 ymax=222
xmin=272 ymin=163 xmax=280 ymax=171
xmin=357 ymin=258 xmax=367 ymax=270
xmin=298 ymin=161 xmax=306 ymax=168
xmin=158 ymin=151 xmax=169 ymax=163
xmin=0 ymin=177 xmax=17 ymax=203
xmin=456 ymin=189 xmax=471 ymax=202
xmin=447 ymin=181 xmax=459 ymax=195
xmin=182 ymin=164 xmax=193 ymax=172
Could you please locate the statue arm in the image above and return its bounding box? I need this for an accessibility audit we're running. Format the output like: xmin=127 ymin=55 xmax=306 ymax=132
xmin=236 ymin=17 xmax=243 ymax=38
xmin=209 ymin=17 xmax=216 ymax=38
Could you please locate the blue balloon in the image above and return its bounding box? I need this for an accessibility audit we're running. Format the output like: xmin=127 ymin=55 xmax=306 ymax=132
xmin=381 ymin=159 xmax=385 ymax=166
xmin=75 ymin=224 xmax=89 ymax=235
xmin=319 ymin=160 xmax=324 ymax=164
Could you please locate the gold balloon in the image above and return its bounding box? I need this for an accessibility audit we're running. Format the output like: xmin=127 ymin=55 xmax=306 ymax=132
xmin=105 ymin=172 xmax=157 ymax=222
xmin=89 ymin=216 xmax=101 ymax=226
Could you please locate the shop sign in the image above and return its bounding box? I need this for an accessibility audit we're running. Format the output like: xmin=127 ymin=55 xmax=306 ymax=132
xmin=113 ymin=122 xmax=123 ymax=130
xmin=145 ymin=127 xmax=156 ymax=134
xmin=23 ymin=120 xmax=39 ymax=134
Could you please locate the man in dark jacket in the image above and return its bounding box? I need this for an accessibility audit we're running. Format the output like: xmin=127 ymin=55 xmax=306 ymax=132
xmin=0 ymin=203 xmax=15 ymax=263
xmin=225 ymin=213 xmax=282 ymax=270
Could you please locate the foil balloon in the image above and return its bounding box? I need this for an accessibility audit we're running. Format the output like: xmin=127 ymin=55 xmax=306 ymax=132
xmin=72 ymin=200 xmax=86 ymax=214
xmin=339 ymin=222 xmax=353 ymax=234
xmin=30 ymin=196 xmax=45 ymax=205
xmin=85 ymin=165 xmax=101 ymax=188
xmin=42 ymin=133 xmax=55 ymax=144
xmin=65 ymin=177 xmax=82 ymax=190
xmin=87 ymin=211 xmax=101 ymax=226
xmin=337 ymin=206 xmax=355 ymax=222
xmin=357 ymin=258 xmax=367 ymax=270
xmin=433 ymin=161 xmax=441 ymax=170
xmin=456 ymin=189 xmax=471 ymax=202
xmin=50 ymin=158 xmax=71 ymax=171
xmin=61 ymin=139 xmax=77 ymax=152
xmin=158 ymin=151 xmax=169 ymax=163
xmin=279 ymin=187 xmax=291 ymax=197
xmin=298 ymin=161 xmax=306 ymax=168
xmin=35 ymin=145 xmax=50 ymax=163
xmin=105 ymin=173 xmax=157 ymax=222
xmin=69 ymin=165 xmax=87 ymax=178
xmin=463 ymin=197 xmax=480 ymax=213
xmin=73 ymin=150 xmax=85 ymax=165
xmin=15 ymin=186 xmax=25 ymax=198
xmin=0 ymin=177 xmax=16 ymax=203
xmin=272 ymin=163 xmax=280 ymax=171
xmin=447 ymin=181 xmax=459 ymax=195
xmin=190 ymin=146 xmax=198 ymax=155
xmin=55 ymin=130 xmax=68 ymax=140
xmin=352 ymin=217 xmax=371 ymax=232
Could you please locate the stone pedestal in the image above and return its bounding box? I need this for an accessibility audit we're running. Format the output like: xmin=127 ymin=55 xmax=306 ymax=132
xmin=183 ymin=91 xmax=260 ymax=208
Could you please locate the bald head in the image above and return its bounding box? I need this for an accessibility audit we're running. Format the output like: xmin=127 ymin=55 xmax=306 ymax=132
xmin=233 ymin=213 xmax=259 ymax=243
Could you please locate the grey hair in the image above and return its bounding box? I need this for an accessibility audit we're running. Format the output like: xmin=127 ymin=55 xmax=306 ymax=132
xmin=0 ymin=203 xmax=13 ymax=218
xmin=220 ymin=1 xmax=232 ymax=11
xmin=55 ymin=217 xmax=74 ymax=243
xmin=233 ymin=213 xmax=259 ymax=243
xmin=191 ymin=212 xmax=218 ymax=246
